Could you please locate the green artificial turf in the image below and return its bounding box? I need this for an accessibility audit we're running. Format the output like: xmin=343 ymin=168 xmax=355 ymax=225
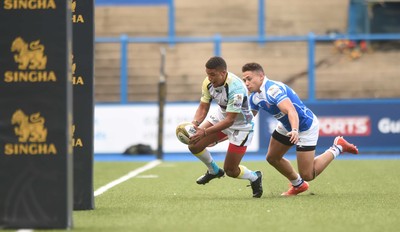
xmin=18 ymin=159 xmax=400 ymax=232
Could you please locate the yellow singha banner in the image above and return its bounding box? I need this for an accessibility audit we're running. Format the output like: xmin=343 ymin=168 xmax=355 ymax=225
xmin=71 ymin=0 xmax=76 ymax=12
xmin=11 ymin=109 xmax=48 ymax=142
xmin=11 ymin=37 xmax=47 ymax=70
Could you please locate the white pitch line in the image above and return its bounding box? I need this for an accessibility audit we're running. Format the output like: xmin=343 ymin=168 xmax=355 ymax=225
xmin=94 ymin=159 xmax=162 ymax=197
xmin=14 ymin=160 xmax=161 ymax=232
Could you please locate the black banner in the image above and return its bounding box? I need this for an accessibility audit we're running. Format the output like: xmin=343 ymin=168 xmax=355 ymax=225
xmin=0 ymin=0 xmax=73 ymax=229
xmin=72 ymin=0 xmax=95 ymax=210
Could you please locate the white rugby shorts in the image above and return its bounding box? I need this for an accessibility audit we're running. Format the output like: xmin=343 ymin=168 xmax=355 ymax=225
xmin=275 ymin=114 xmax=319 ymax=146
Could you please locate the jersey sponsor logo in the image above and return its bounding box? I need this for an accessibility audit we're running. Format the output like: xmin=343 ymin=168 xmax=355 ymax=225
xmin=267 ymin=85 xmax=282 ymax=99
xmin=319 ymin=116 xmax=370 ymax=136
xmin=378 ymin=117 xmax=400 ymax=134
xmin=233 ymin=94 xmax=243 ymax=109
xmin=273 ymin=112 xmax=285 ymax=120
xmin=4 ymin=109 xmax=57 ymax=155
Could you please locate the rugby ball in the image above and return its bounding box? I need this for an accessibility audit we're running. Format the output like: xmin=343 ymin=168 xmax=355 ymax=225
xmin=176 ymin=122 xmax=196 ymax=145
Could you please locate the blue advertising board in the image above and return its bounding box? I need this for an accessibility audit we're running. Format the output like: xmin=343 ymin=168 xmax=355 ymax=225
xmin=258 ymin=100 xmax=400 ymax=154
xmin=94 ymin=100 xmax=400 ymax=155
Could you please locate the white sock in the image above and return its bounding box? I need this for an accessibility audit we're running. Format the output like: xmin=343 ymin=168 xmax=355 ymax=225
xmin=237 ymin=165 xmax=258 ymax=182
xmin=328 ymin=145 xmax=341 ymax=158
xmin=290 ymin=173 xmax=303 ymax=187
xmin=194 ymin=149 xmax=219 ymax=174
xmin=335 ymin=144 xmax=343 ymax=153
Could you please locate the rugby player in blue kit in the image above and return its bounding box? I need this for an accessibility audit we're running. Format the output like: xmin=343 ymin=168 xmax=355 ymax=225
xmin=242 ymin=62 xmax=359 ymax=196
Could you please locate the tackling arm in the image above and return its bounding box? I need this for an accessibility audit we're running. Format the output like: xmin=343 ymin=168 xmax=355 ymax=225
xmin=277 ymin=98 xmax=299 ymax=144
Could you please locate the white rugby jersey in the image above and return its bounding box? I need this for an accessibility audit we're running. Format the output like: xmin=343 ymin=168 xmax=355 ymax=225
xmin=200 ymin=72 xmax=253 ymax=127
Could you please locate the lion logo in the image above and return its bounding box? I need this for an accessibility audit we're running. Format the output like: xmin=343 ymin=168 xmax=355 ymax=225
xmin=71 ymin=0 xmax=76 ymax=13
xmin=11 ymin=37 xmax=47 ymax=70
xmin=11 ymin=109 xmax=48 ymax=142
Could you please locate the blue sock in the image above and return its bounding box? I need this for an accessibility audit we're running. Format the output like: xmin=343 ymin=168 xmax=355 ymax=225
xmin=210 ymin=160 xmax=220 ymax=174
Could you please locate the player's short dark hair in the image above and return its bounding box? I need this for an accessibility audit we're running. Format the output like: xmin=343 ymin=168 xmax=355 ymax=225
xmin=205 ymin=56 xmax=227 ymax=71
xmin=242 ymin=62 xmax=264 ymax=73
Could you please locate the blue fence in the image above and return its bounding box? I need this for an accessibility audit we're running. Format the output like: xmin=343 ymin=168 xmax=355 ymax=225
xmin=95 ymin=33 xmax=400 ymax=103
xmin=95 ymin=0 xmax=267 ymax=43
xmin=96 ymin=0 xmax=175 ymax=39
xmin=94 ymin=0 xmax=400 ymax=103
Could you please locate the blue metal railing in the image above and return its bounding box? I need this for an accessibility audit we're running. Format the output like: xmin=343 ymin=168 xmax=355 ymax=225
xmin=96 ymin=0 xmax=176 ymax=39
xmin=258 ymin=0 xmax=265 ymax=41
xmin=95 ymin=0 xmax=267 ymax=46
xmin=95 ymin=33 xmax=400 ymax=103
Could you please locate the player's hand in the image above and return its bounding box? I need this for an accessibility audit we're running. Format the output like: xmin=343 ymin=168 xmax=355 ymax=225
xmin=286 ymin=129 xmax=299 ymax=144
xmin=189 ymin=125 xmax=206 ymax=144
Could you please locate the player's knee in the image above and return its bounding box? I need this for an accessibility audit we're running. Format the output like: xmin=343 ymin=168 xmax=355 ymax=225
xmin=188 ymin=144 xmax=201 ymax=154
xmin=266 ymin=155 xmax=278 ymax=165
xmin=301 ymin=168 xmax=317 ymax=181
xmin=301 ymin=173 xmax=314 ymax=181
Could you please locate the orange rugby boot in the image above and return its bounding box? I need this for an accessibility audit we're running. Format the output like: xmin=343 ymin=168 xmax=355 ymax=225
xmin=281 ymin=181 xmax=309 ymax=196
xmin=334 ymin=136 xmax=359 ymax=154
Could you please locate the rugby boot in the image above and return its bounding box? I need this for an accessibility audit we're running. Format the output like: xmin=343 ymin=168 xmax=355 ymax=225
xmin=334 ymin=136 xmax=359 ymax=154
xmin=281 ymin=181 xmax=309 ymax=196
xmin=196 ymin=168 xmax=225 ymax=185
xmin=250 ymin=171 xmax=263 ymax=198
